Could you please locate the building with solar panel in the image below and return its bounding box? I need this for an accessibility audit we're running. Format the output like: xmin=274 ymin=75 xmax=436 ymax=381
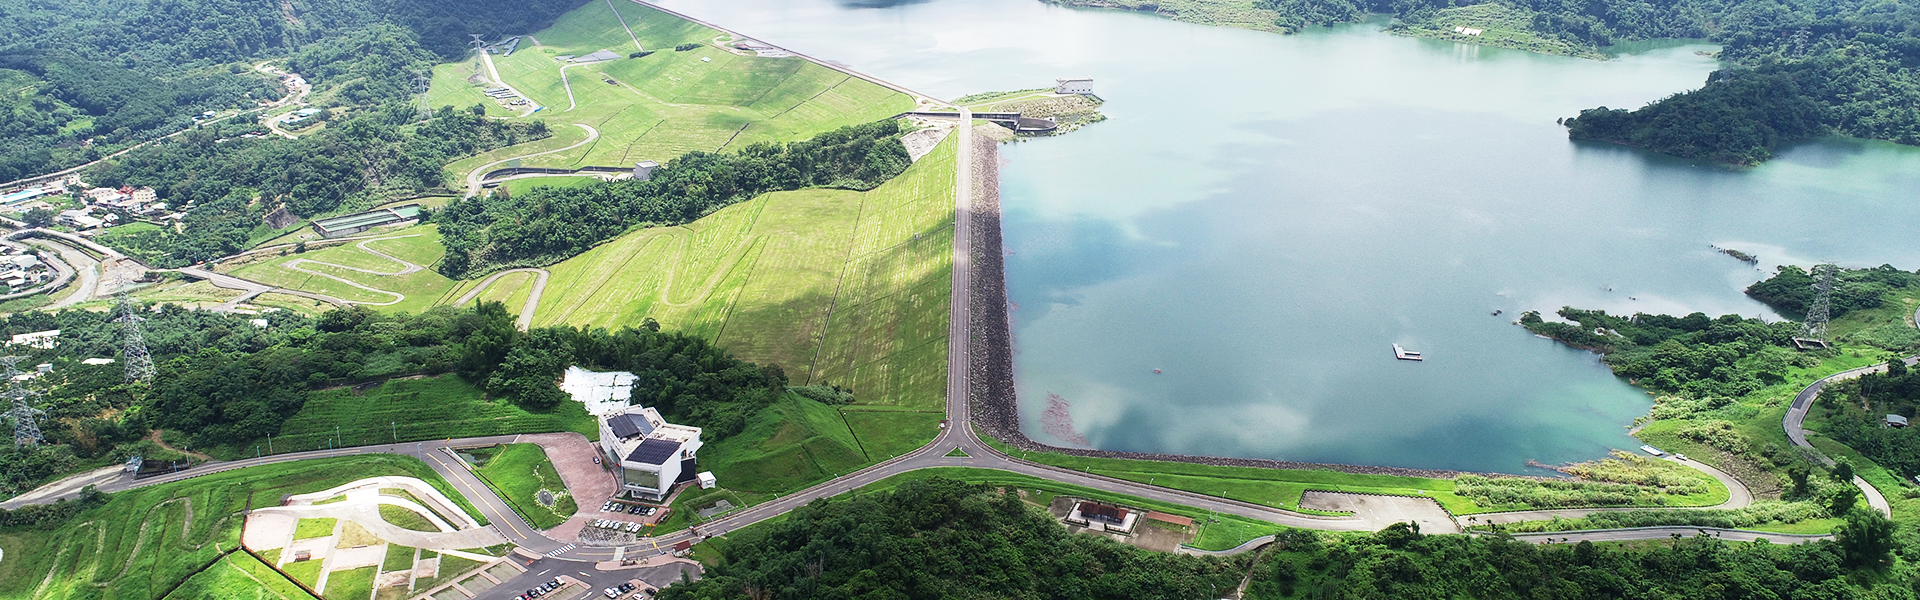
xmin=598 ymin=405 xmax=705 ymax=501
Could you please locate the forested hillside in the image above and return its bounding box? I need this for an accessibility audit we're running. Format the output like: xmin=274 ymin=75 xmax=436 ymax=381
xmin=1045 ymin=0 xmax=1920 ymax=164
xmin=89 ymin=107 xmax=548 ymax=265
xmin=0 ymin=300 xmax=785 ymax=496
xmin=0 ymin=0 xmax=590 ymax=182
xmin=659 ymin=478 xmax=1248 ymax=600
xmin=435 ymin=120 xmax=914 ymax=277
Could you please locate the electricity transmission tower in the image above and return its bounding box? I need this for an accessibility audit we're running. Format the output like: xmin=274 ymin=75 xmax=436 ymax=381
xmin=411 ymin=70 xmax=434 ymax=121
xmin=1794 ymin=262 xmax=1838 ymax=349
xmin=2 ymin=356 xmax=44 ymax=447
xmin=116 ymin=294 xmax=155 ymax=383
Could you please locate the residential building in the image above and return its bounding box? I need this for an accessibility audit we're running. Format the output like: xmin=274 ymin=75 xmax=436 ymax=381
xmin=132 ymin=187 xmax=157 ymax=204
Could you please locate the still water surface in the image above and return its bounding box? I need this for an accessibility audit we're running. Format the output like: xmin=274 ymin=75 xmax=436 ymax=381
xmin=653 ymin=0 xmax=1920 ymax=473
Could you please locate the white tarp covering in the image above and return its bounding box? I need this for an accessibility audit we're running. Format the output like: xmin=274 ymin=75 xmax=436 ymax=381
xmin=561 ymin=366 xmax=637 ymax=415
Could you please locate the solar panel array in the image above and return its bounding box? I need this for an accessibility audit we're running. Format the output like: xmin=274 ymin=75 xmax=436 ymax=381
xmin=626 ymin=438 xmax=682 ymax=465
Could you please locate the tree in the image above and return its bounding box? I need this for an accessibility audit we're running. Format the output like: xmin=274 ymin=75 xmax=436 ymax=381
xmin=1832 ymin=460 xmax=1855 ymax=483
xmin=1830 ymin=486 xmax=1860 ymax=516
xmin=1789 ymin=465 xmax=1812 ymax=498
xmin=486 ymin=327 xmax=574 ymax=410
xmin=1834 ymin=509 xmax=1896 ymax=568
xmin=457 ymin=301 xmax=518 ymax=383
xmin=22 ymin=208 xmax=55 ymax=228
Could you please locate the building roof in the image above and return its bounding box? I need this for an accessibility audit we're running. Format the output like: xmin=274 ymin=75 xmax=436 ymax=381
xmin=1077 ymin=501 xmax=1124 ymax=522
xmin=608 ymin=412 xmax=655 ymax=439
xmin=1144 ymin=511 xmax=1193 ymax=527
xmin=1889 ymin=414 xmax=1909 ymax=425
xmin=626 ymin=438 xmax=682 ymax=465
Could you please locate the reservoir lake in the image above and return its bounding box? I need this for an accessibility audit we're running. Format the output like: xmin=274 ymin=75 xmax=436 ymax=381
xmin=653 ymin=0 xmax=1920 ymax=474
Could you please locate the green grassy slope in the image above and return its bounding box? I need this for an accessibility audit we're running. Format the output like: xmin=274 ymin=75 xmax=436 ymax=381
xmin=267 ymin=376 xmax=597 ymax=455
xmin=160 ymin=551 xmax=318 ymax=600
xmin=0 ymin=455 xmax=472 ymax=600
xmin=535 ymin=137 xmax=956 ymax=412
xmin=469 ymin=1 xmax=913 ymax=169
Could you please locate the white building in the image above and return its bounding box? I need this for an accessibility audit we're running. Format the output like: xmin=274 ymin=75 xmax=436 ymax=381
xmin=57 ymin=210 xmax=104 ymax=230
xmin=1055 ymin=77 xmax=1094 ymax=95
xmin=132 ymin=187 xmax=158 ymax=204
xmin=597 ymin=405 xmax=704 ymax=501
xmin=8 ymin=330 xmax=57 ymax=349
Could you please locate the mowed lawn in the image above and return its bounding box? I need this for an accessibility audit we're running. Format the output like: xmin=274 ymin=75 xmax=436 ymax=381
xmin=535 ymin=138 xmax=958 ymax=412
xmin=476 ymin=0 xmax=915 ymax=169
xmin=0 ymin=455 xmax=475 ymax=600
xmin=467 ymin=443 xmax=577 ymax=530
xmin=226 ymin=225 xmax=465 ymax=313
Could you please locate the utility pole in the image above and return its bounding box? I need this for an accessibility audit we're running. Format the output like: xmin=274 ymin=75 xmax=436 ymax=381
xmin=2 ymin=356 xmax=44 ymax=447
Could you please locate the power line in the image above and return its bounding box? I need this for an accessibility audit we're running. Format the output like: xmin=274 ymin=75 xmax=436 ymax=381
xmin=2 ymin=356 xmax=44 ymax=447
xmin=116 ymin=293 xmax=155 ymax=383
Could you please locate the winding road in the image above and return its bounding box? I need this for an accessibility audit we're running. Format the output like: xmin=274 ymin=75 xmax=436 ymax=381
xmin=464 ymin=124 xmax=600 ymax=196
xmin=454 ymin=267 xmax=552 ymax=330
xmin=274 ymin=235 xmax=427 ymax=306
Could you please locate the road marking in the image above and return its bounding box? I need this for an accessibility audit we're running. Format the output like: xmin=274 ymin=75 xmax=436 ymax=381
xmin=427 ymin=451 xmax=529 ymax=539
xmin=545 ymin=543 xmax=578 ymax=557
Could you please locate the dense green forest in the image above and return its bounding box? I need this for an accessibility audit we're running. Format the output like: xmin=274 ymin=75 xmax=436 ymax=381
xmin=1246 ymin=513 xmax=1908 ymax=598
xmin=0 ymin=0 xmax=590 ymax=182
xmin=88 ymin=107 xmax=548 ymax=265
xmin=0 ymin=300 xmax=784 ymax=495
xmin=658 ymin=477 xmax=1249 ymax=600
xmin=435 ymin=120 xmax=914 ymax=277
xmin=659 ymin=476 xmax=1908 ymax=599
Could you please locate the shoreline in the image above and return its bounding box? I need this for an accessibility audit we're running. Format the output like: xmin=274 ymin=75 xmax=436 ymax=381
xmin=960 ymin=129 xmax=1463 ymax=480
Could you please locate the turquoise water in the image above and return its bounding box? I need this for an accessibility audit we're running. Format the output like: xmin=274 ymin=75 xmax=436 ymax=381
xmin=651 ymin=0 xmax=1920 ymax=473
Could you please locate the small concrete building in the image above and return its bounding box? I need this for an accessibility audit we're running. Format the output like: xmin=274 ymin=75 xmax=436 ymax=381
xmin=633 ymin=160 xmax=660 ymax=181
xmin=598 ymin=405 xmax=705 ymax=501
xmin=1055 ymin=77 xmax=1094 ymax=95
xmin=132 ymin=187 xmax=157 ymax=204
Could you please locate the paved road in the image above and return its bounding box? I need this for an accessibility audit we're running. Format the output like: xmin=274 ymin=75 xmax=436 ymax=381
xmin=479 ymin=49 xmax=541 ymax=118
xmin=1507 ymin=526 xmax=1831 ymax=545
xmin=1474 ymin=456 xmax=1753 ymax=525
xmin=464 ymin=124 xmax=600 ymax=196
xmin=177 ymin=265 xmax=352 ymax=308
xmin=454 ymin=267 xmax=552 ymax=330
xmin=1783 ymin=353 xmax=1916 ymax=518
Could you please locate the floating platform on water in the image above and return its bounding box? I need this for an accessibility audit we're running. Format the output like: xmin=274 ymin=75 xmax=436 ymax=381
xmin=1393 ymin=344 xmax=1423 ymax=361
